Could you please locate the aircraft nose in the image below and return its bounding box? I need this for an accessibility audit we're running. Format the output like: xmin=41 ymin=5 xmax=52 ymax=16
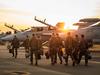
xmin=0 ymin=35 xmax=14 ymax=41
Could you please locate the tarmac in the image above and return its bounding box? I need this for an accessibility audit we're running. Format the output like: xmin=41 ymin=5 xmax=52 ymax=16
xmin=0 ymin=45 xmax=100 ymax=75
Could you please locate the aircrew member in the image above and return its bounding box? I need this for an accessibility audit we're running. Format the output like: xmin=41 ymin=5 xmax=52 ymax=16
xmin=29 ymin=34 xmax=39 ymax=65
xmin=23 ymin=35 xmax=30 ymax=58
xmin=77 ymin=34 xmax=89 ymax=66
xmin=48 ymin=32 xmax=57 ymax=65
xmin=11 ymin=35 xmax=20 ymax=58
xmin=55 ymin=33 xmax=63 ymax=64
xmin=64 ymin=32 xmax=75 ymax=66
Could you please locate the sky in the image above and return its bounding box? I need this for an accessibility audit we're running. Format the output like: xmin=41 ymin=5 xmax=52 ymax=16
xmin=0 ymin=0 xmax=100 ymax=27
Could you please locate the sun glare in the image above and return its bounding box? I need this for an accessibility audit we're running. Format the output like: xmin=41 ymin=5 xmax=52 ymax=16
xmin=63 ymin=19 xmax=79 ymax=30
xmin=64 ymin=24 xmax=79 ymax=30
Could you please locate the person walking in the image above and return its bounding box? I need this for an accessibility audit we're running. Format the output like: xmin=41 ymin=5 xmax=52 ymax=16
xmin=72 ymin=34 xmax=80 ymax=66
xmin=29 ymin=34 xmax=39 ymax=66
xmin=55 ymin=33 xmax=63 ymax=64
xmin=77 ymin=34 xmax=89 ymax=66
xmin=37 ymin=35 xmax=43 ymax=59
xmin=11 ymin=35 xmax=20 ymax=58
xmin=23 ymin=35 xmax=30 ymax=58
xmin=48 ymin=32 xmax=57 ymax=65
xmin=64 ymin=32 xmax=75 ymax=66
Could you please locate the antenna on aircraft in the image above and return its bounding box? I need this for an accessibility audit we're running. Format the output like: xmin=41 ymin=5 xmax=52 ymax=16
xmin=34 ymin=16 xmax=36 ymax=20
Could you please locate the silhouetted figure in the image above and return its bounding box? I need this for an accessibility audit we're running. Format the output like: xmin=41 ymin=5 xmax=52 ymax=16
xmin=55 ymin=33 xmax=63 ymax=64
xmin=37 ymin=35 xmax=43 ymax=59
xmin=11 ymin=35 xmax=20 ymax=58
xmin=48 ymin=32 xmax=57 ymax=65
xmin=72 ymin=34 xmax=80 ymax=66
xmin=29 ymin=34 xmax=39 ymax=65
xmin=23 ymin=35 xmax=30 ymax=58
xmin=77 ymin=34 xmax=89 ymax=66
xmin=64 ymin=32 xmax=75 ymax=66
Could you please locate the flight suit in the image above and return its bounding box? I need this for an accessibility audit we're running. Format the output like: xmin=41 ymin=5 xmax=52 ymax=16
xmin=64 ymin=35 xmax=75 ymax=66
xmin=37 ymin=36 xmax=43 ymax=59
xmin=55 ymin=35 xmax=63 ymax=64
xmin=78 ymin=37 xmax=89 ymax=66
xmin=23 ymin=37 xmax=30 ymax=58
xmin=72 ymin=36 xmax=80 ymax=66
xmin=11 ymin=36 xmax=20 ymax=58
xmin=49 ymin=35 xmax=57 ymax=65
xmin=29 ymin=35 xmax=38 ymax=65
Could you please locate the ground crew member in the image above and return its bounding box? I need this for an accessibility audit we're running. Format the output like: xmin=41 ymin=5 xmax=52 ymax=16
xmin=64 ymin=32 xmax=75 ymax=66
xmin=29 ymin=34 xmax=39 ymax=66
xmin=48 ymin=32 xmax=57 ymax=65
xmin=11 ymin=35 xmax=20 ymax=58
xmin=55 ymin=33 xmax=63 ymax=64
xmin=77 ymin=34 xmax=89 ymax=66
xmin=23 ymin=35 xmax=30 ymax=58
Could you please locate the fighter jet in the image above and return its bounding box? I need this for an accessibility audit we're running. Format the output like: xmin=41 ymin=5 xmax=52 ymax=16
xmin=74 ymin=18 xmax=100 ymax=28
xmin=0 ymin=16 xmax=66 ymax=42
xmin=77 ymin=21 xmax=100 ymax=43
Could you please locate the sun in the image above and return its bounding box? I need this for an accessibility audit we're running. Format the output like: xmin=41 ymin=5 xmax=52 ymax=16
xmin=64 ymin=22 xmax=79 ymax=30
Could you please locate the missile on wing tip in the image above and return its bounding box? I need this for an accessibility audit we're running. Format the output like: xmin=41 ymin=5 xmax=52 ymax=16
xmin=34 ymin=16 xmax=36 ymax=20
xmin=44 ymin=19 xmax=46 ymax=22
xmin=11 ymin=25 xmax=13 ymax=27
